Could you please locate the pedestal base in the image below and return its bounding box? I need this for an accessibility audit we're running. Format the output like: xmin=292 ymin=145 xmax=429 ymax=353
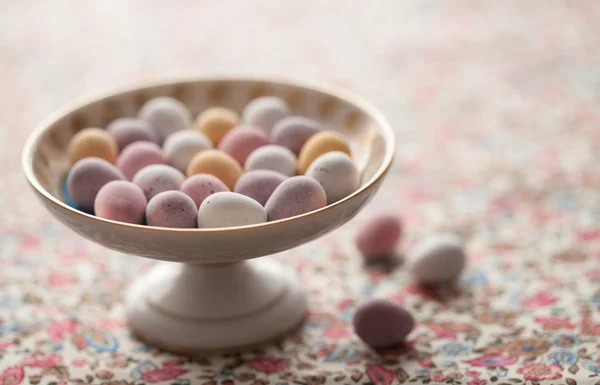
xmin=125 ymin=258 xmax=307 ymax=354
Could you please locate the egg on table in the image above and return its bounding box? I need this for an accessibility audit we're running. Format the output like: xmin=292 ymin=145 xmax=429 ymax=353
xmin=352 ymin=299 xmax=415 ymax=348
xmin=407 ymin=233 xmax=466 ymax=285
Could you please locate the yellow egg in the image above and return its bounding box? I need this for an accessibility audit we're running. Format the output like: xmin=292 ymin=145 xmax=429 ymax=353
xmin=186 ymin=149 xmax=242 ymax=190
xmin=297 ymin=131 xmax=351 ymax=174
xmin=195 ymin=107 xmax=239 ymax=146
xmin=68 ymin=127 xmax=118 ymax=166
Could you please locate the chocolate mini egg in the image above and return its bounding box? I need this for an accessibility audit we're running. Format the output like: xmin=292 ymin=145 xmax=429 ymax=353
xmin=265 ymin=176 xmax=326 ymax=221
xmin=218 ymin=126 xmax=269 ymax=165
xmin=186 ymin=149 xmax=242 ymax=190
xmin=66 ymin=157 xmax=125 ymax=211
xmin=146 ymin=190 xmax=197 ymax=228
xmin=195 ymin=107 xmax=239 ymax=146
xmin=94 ymin=181 xmax=147 ymax=224
xmin=245 ymin=145 xmax=297 ymax=177
xmin=180 ymin=173 xmax=230 ymax=207
xmin=132 ymin=164 xmax=185 ymax=200
xmin=198 ymin=192 xmax=266 ymax=228
xmin=352 ymin=299 xmax=415 ymax=348
xmin=407 ymin=233 xmax=466 ymax=285
xmin=306 ymin=151 xmax=359 ymax=204
xmin=242 ymin=96 xmax=290 ymax=134
xmin=355 ymin=214 xmax=402 ymax=259
xmin=138 ymin=97 xmax=192 ymax=142
xmin=116 ymin=141 xmax=167 ymax=180
xmin=106 ymin=118 xmax=158 ymax=151
xmin=270 ymin=116 xmax=324 ymax=154
xmin=234 ymin=170 xmax=287 ymax=206
xmin=68 ymin=127 xmax=118 ymax=166
xmin=297 ymin=131 xmax=351 ymax=174
xmin=163 ymin=130 xmax=213 ymax=172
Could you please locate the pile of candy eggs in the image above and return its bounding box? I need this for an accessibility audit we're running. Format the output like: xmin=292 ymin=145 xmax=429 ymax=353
xmin=64 ymin=96 xmax=361 ymax=229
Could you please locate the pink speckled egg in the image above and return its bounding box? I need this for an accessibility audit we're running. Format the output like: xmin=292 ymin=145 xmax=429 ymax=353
xmin=242 ymin=96 xmax=290 ymax=134
xmin=353 ymin=299 xmax=415 ymax=348
xmin=234 ymin=170 xmax=287 ymax=206
xmin=116 ymin=141 xmax=167 ymax=180
xmin=138 ymin=97 xmax=192 ymax=142
xmin=407 ymin=233 xmax=466 ymax=285
xmin=106 ymin=117 xmax=159 ymax=151
xmin=265 ymin=176 xmax=326 ymax=221
xmin=198 ymin=192 xmax=266 ymax=228
xmin=163 ymin=130 xmax=213 ymax=172
xmin=218 ymin=126 xmax=269 ymax=165
xmin=66 ymin=157 xmax=125 ymax=211
xmin=245 ymin=145 xmax=297 ymax=177
xmin=132 ymin=164 xmax=185 ymax=200
xmin=145 ymin=190 xmax=197 ymax=228
xmin=355 ymin=214 xmax=402 ymax=259
xmin=180 ymin=173 xmax=230 ymax=207
xmin=94 ymin=181 xmax=147 ymax=224
xmin=270 ymin=116 xmax=324 ymax=154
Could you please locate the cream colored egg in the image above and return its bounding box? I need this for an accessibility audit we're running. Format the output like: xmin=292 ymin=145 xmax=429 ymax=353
xmin=197 ymin=192 xmax=266 ymax=228
xmin=306 ymin=151 xmax=359 ymax=204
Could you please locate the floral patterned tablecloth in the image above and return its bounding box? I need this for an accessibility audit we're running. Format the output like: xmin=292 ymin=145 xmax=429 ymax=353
xmin=1 ymin=1 xmax=599 ymax=384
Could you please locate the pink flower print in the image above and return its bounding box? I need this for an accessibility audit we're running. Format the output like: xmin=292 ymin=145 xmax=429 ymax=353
xmin=48 ymin=319 xmax=78 ymax=340
xmin=335 ymin=297 xmax=353 ymax=310
xmin=366 ymin=365 xmax=394 ymax=385
xmin=0 ymin=340 xmax=14 ymax=349
xmin=94 ymin=318 xmax=126 ymax=329
xmin=465 ymin=370 xmax=480 ymax=377
xmin=419 ymin=357 xmax=434 ymax=367
xmin=250 ymin=357 xmax=290 ymax=374
xmin=468 ymin=380 xmax=487 ymax=385
xmin=323 ymin=324 xmax=352 ymax=339
xmin=429 ymin=372 xmax=449 ymax=382
xmin=517 ymin=363 xmax=563 ymax=381
xmin=521 ymin=290 xmax=558 ymax=309
xmin=46 ymin=271 xmax=73 ymax=287
xmin=141 ymin=362 xmax=187 ymax=383
xmin=534 ymin=316 xmax=576 ymax=331
xmin=0 ymin=366 xmax=24 ymax=385
xmin=465 ymin=355 xmax=518 ymax=367
xmin=71 ymin=358 xmax=87 ymax=367
xmin=23 ymin=353 xmax=62 ymax=368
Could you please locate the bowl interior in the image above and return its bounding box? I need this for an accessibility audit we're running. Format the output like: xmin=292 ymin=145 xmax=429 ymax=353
xmin=24 ymin=77 xmax=394 ymax=263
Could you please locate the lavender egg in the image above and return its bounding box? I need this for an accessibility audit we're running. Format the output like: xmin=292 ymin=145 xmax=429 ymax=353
xmin=132 ymin=164 xmax=185 ymax=200
xmin=407 ymin=233 xmax=466 ymax=285
xmin=306 ymin=151 xmax=359 ymax=204
xmin=353 ymin=299 xmax=415 ymax=348
xmin=198 ymin=192 xmax=266 ymax=228
xmin=244 ymin=145 xmax=297 ymax=177
xmin=67 ymin=157 xmax=125 ymax=211
xmin=265 ymin=176 xmax=326 ymax=221
xmin=163 ymin=130 xmax=213 ymax=172
xmin=218 ymin=126 xmax=269 ymax=165
xmin=242 ymin=96 xmax=290 ymax=134
xmin=116 ymin=141 xmax=167 ymax=180
xmin=355 ymin=214 xmax=402 ymax=259
xmin=270 ymin=116 xmax=324 ymax=154
xmin=180 ymin=173 xmax=230 ymax=207
xmin=106 ymin=117 xmax=159 ymax=151
xmin=94 ymin=181 xmax=147 ymax=224
xmin=139 ymin=97 xmax=192 ymax=142
xmin=234 ymin=170 xmax=287 ymax=206
xmin=146 ymin=190 xmax=197 ymax=228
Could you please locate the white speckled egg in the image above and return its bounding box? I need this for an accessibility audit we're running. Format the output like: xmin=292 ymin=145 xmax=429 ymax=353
xmin=132 ymin=164 xmax=185 ymax=200
xmin=197 ymin=192 xmax=266 ymax=228
xmin=407 ymin=233 xmax=466 ymax=285
xmin=306 ymin=151 xmax=359 ymax=204
xmin=242 ymin=96 xmax=290 ymax=134
xmin=139 ymin=97 xmax=192 ymax=142
xmin=163 ymin=130 xmax=213 ymax=172
xmin=245 ymin=145 xmax=297 ymax=177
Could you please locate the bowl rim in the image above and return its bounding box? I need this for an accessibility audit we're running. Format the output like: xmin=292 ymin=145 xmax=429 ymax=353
xmin=22 ymin=75 xmax=395 ymax=233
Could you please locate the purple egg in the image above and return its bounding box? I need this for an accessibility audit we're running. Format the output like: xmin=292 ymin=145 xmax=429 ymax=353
xmin=138 ymin=97 xmax=192 ymax=142
xmin=353 ymin=299 xmax=415 ymax=348
xmin=94 ymin=181 xmax=147 ymax=224
xmin=270 ymin=116 xmax=324 ymax=154
xmin=218 ymin=126 xmax=269 ymax=165
xmin=242 ymin=96 xmax=290 ymax=134
xmin=66 ymin=157 xmax=125 ymax=211
xmin=180 ymin=173 xmax=230 ymax=207
xmin=132 ymin=164 xmax=185 ymax=200
xmin=234 ymin=170 xmax=287 ymax=206
xmin=265 ymin=176 xmax=326 ymax=221
xmin=355 ymin=214 xmax=402 ymax=259
xmin=116 ymin=141 xmax=167 ymax=180
xmin=407 ymin=233 xmax=466 ymax=285
xmin=106 ymin=117 xmax=159 ymax=151
xmin=146 ymin=190 xmax=197 ymax=228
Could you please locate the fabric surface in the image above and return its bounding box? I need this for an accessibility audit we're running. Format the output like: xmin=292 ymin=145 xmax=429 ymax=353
xmin=1 ymin=1 xmax=600 ymax=384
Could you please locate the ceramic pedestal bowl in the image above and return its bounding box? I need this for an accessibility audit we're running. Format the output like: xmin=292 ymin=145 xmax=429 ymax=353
xmin=22 ymin=77 xmax=394 ymax=353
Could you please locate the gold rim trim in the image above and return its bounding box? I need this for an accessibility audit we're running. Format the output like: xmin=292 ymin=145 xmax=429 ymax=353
xmin=22 ymin=75 xmax=395 ymax=234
